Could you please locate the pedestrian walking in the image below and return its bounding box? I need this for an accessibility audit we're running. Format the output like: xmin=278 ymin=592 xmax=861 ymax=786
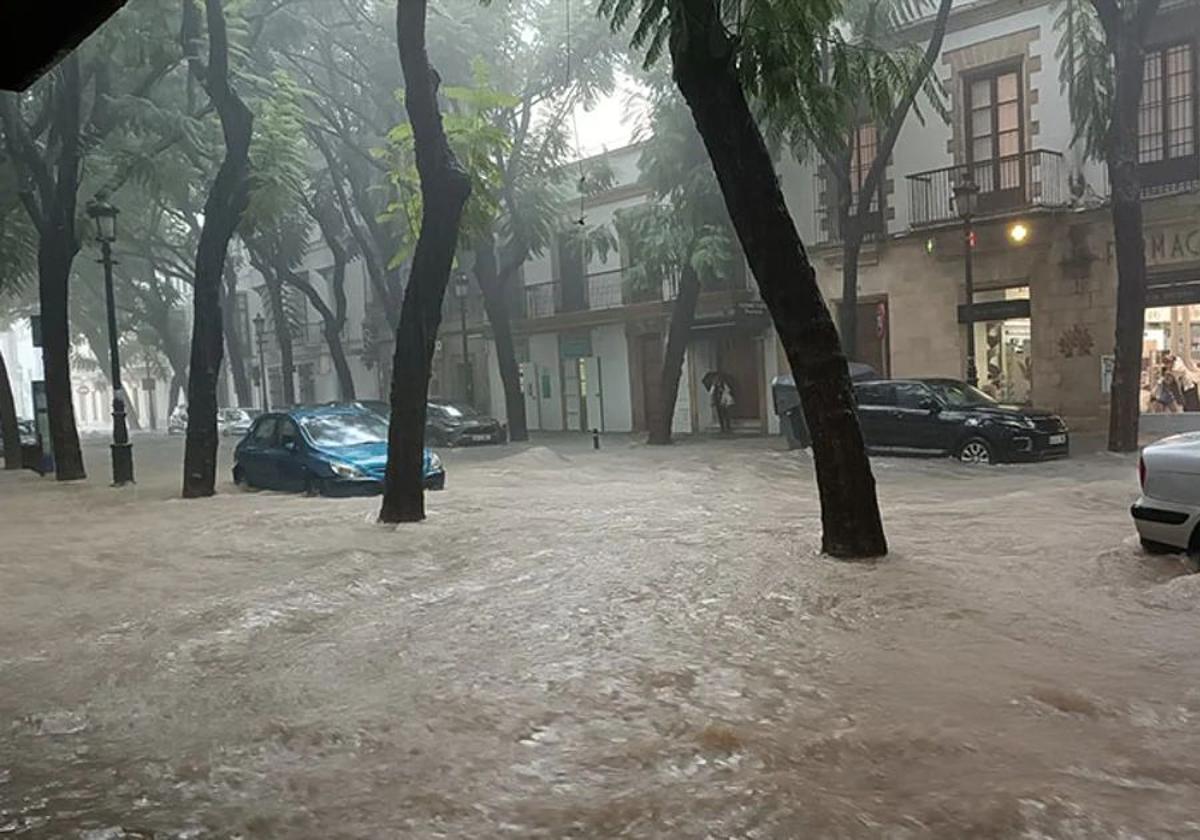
xmin=703 ymin=370 xmax=735 ymax=434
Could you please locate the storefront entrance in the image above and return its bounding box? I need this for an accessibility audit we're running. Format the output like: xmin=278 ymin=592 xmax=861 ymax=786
xmin=959 ymin=285 xmax=1031 ymax=404
xmin=1142 ymin=270 xmax=1200 ymax=414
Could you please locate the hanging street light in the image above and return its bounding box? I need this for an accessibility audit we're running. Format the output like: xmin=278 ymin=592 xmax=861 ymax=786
xmin=253 ymin=312 xmax=269 ymax=411
xmin=455 ymin=271 xmax=474 ymax=406
xmin=952 ymin=178 xmax=981 ymax=387
xmin=85 ymin=192 xmax=134 ymax=486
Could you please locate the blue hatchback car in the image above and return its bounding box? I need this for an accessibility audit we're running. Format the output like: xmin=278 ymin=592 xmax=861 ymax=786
xmin=232 ymin=405 xmax=445 ymax=496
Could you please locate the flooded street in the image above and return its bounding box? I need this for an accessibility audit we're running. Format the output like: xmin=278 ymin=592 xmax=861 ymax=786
xmin=3 ymin=434 xmax=1200 ymax=838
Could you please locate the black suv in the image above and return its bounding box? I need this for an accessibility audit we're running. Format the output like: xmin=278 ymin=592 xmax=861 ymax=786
xmin=853 ymin=378 xmax=1069 ymax=464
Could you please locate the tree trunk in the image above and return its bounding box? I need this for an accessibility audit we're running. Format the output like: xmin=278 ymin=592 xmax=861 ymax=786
xmin=222 ymin=260 xmax=253 ymax=407
xmin=0 ymin=347 xmax=21 ymax=470
xmin=302 ymin=191 xmax=357 ymax=401
xmin=286 ymin=271 xmax=357 ymax=402
xmin=473 ymin=235 xmax=528 ymax=441
xmin=262 ymin=267 xmax=297 ymax=406
xmin=379 ymin=0 xmax=472 ymax=524
xmin=649 ymin=263 xmax=701 ymax=445
xmin=1105 ymin=25 xmax=1151 ymax=452
xmin=169 ymin=372 xmax=185 ymax=415
xmin=40 ymin=233 xmax=87 ymax=480
xmin=670 ymin=0 xmax=886 ymax=558
xmin=181 ymin=0 xmax=254 ymax=498
xmin=839 ymin=225 xmax=864 ymax=360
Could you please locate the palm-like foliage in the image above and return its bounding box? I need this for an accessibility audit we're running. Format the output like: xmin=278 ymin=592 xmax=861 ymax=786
xmin=1054 ymin=0 xmax=1114 ymax=161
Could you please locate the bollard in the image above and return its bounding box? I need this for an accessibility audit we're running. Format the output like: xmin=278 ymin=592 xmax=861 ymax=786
xmin=592 ymin=428 xmax=600 ymax=450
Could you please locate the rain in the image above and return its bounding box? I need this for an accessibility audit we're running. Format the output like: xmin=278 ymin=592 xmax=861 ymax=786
xmin=3 ymin=0 xmax=1200 ymax=836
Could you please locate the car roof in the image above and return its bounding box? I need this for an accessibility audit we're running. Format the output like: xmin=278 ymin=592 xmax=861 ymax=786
xmin=854 ymin=377 xmax=965 ymax=387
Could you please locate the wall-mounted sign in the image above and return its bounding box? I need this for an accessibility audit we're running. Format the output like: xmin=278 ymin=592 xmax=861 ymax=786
xmin=1106 ymin=225 xmax=1200 ymax=267
xmin=560 ymin=331 xmax=592 ymax=358
xmin=1101 ymin=354 xmax=1115 ymax=394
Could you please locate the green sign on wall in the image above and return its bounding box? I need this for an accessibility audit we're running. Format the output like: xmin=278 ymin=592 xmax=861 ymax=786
xmin=560 ymin=331 xmax=592 ymax=358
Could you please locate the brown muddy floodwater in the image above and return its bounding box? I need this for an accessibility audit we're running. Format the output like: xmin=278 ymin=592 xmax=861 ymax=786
xmin=2 ymin=434 xmax=1200 ymax=838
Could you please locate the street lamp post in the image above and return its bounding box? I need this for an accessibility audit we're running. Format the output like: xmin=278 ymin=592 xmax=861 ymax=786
xmin=953 ymin=178 xmax=981 ymax=387
xmin=455 ymin=272 xmax=474 ymax=406
xmin=86 ymin=193 xmax=134 ymax=486
xmin=253 ymin=313 xmax=269 ymax=411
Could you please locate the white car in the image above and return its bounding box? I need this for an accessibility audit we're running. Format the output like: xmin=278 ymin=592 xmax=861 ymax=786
xmin=1132 ymin=432 xmax=1200 ymax=555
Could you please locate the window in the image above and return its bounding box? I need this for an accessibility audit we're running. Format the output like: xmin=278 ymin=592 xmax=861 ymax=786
xmin=965 ymin=66 xmax=1024 ymax=200
xmin=253 ymin=416 xmax=278 ymax=443
xmin=854 ymin=382 xmax=896 ymax=407
xmin=895 ymin=382 xmax=934 ymax=410
xmin=849 ymin=123 xmax=881 ymax=211
xmin=1139 ymin=43 xmax=1196 ymax=186
xmin=235 ymin=292 xmax=250 ymax=355
xmin=278 ymin=419 xmax=301 ymax=449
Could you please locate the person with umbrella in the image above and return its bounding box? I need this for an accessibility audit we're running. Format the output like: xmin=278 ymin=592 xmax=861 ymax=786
xmin=703 ymin=370 xmax=735 ymax=434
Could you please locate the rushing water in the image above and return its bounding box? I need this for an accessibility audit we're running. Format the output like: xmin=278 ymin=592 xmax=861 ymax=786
xmin=2 ymin=436 xmax=1199 ymax=838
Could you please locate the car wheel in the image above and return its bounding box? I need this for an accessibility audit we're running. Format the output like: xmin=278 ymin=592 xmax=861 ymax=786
xmin=304 ymin=475 xmax=326 ymax=497
xmin=957 ymin=437 xmax=993 ymax=465
xmin=1140 ymin=537 xmax=1177 ymax=555
xmin=232 ymin=464 xmax=247 ymax=487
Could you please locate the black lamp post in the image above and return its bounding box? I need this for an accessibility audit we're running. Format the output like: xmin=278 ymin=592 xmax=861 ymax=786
xmin=86 ymin=193 xmax=134 ymax=486
xmin=952 ymin=178 xmax=981 ymax=387
xmin=455 ymin=272 xmax=474 ymax=405
xmin=253 ymin=312 xmax=269 ymax=411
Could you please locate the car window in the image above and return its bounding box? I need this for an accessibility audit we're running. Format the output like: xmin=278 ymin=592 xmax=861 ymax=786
xmin=854 ymin=383 xmax=897 ymax=407
xmin=301 ymin=413 xmax=389 ymax=447
xmin=252 ymin=417 xmax=278 ymax=443
xmin=279 ymin=419 xmax=301 ymax=448
xmin=895 ymin=383 xmax=934 ymax=410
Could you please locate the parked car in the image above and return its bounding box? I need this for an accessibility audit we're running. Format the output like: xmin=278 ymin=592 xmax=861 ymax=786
xmin=772 ymin=363 xmax=879 ymax=449
xmin=0 ymin=419 xmax=37 ymax=459
xmin=425 ymin=399 xmax=505 ymax=446
xmin=167 ymin=405 xmax=187 ymax=435
xmin=852 ymin=378 xmax=1069 ymax=464
xmin=232 ymin=404 xmax=444 ymax=496
xmin=355 ymin=399 xmax=506 ymax=446
xmin=219 ymin=407 xmax=261 ymax=438
xmin=1132 ymin=432 xmax=1200 ymax=556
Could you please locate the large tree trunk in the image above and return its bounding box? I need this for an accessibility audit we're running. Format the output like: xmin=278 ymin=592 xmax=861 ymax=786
xmin=222 ymin=260 xmax=253 ymax=407
xmin=473 ymin=235 xmax=527 ymax=441
xmin=379 ymin=0 xmax=472 ymax=523
xmin=0 ymin=348 xmax=21 ymax=470
xmin=181 ymin=0 xmax=254 ymax=498
xmin=39 ymin=231 xmax=87 ymax=480
xmin=670 ymin=0 xmax=886 ymax=558
xmin=649 ymin=263 xmax=701 ymax=445
xmin=1103 ymin=10 xmax=1155 ymax=452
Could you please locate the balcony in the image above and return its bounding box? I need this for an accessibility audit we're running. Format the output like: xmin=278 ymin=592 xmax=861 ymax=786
xmin=520 ymin=267 xmax=746 ymax=320
xmin=906 ymin=149 xmax=1067 ymax=227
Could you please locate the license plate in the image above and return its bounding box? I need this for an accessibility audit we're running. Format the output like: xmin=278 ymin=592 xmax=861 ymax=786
xmin=1049 ymin=434 xmax=1066 ymax=446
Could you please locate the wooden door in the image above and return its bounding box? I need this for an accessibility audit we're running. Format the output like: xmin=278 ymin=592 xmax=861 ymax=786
xmin=854 ymin=298 xmax=891 ymax=377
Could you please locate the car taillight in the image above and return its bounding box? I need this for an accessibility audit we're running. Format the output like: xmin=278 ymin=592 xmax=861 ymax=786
xmin=1138 ymin=455 xmax=1147 ymax=490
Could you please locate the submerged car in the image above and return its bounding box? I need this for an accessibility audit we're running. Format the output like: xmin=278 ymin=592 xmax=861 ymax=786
xmin=0 ymin=419 xmax=37 ymax=459
xmin=853 ymin=378 xmax=1069 ymax=464
xmin=356 ymin=399 xmax=506 ymax=446
xmin=219 ymin=407 xmax=261 ymax=438
xmin=772 ymin=363 xmax=879 ymax=449
xmin=1133 ymin=432 xmax=1200 ymax=556
xmin=232 ymin=405 xmax=444 ymax=496
xmin=426 ymin=399 xmax=505 ymax=446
